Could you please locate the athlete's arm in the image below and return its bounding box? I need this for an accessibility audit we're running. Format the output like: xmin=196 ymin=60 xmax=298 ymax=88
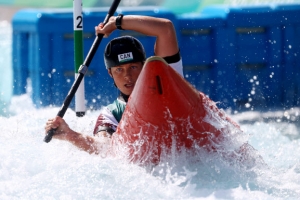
xmin=45 ymin=116 xmax=108 ymax=154
xmin=95 ymin=15 xmax=179 ymax=58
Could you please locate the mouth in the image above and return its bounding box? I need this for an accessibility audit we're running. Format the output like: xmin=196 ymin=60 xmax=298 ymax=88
xmin=124 ymin=83 xmax=134 ymax=88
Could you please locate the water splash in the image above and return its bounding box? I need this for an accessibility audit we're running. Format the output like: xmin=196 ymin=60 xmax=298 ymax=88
xmin=0 ymin=21 xmax=12 ymax=116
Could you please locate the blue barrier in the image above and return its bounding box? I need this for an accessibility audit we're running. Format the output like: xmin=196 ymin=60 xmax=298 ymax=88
xmin=177 ymin=13 xmax=226 ymax=104
xmin=233 ymin=6 xmax=282 ymax=110
xmin=12 ymin=32 xmax=28 ymax=95
xmin=274 ymin=4 xmax=300 ymax=107
xmin=202 ymin=5 xmax=285 ymax=110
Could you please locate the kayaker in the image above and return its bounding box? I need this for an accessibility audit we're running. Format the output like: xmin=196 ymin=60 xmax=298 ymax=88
xmin=44 ymin=15 xmax=183 ymax=153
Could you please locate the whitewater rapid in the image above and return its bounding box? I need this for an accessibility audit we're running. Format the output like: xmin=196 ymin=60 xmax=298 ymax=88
xmin=1 ymin=94 xmax=300 ymax=199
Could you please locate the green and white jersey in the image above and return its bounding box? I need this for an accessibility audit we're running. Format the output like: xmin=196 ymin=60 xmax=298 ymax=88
xmin=93 ymin=97 xmax=127 ymax=135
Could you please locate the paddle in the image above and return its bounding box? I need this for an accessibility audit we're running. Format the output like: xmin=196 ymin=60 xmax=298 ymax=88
xmin=44 ymin=0 xmax=121 ymax=143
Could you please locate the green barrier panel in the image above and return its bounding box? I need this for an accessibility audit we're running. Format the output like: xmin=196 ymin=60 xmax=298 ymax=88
xmin=162 ymin=0 xmax=202 ymax=14
xmin=197 ymin=0 xmax=225 ymax=11
xmin=0 ymin=0 xmax=14 ymax=5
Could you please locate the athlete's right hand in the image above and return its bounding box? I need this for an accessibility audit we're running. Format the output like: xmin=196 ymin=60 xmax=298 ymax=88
xmin=95 ymin=16 xmax=117 ymax=38
xmin=45 ymin=116 xmax=71 ymax=140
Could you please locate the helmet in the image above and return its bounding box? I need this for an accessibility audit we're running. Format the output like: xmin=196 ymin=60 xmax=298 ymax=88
xmin=104 ymin=35 xmax=146 ymax=69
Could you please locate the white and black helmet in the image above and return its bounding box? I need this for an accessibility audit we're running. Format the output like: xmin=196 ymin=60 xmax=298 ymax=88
xmin=104 ymin=35 xmax=146 ymax=69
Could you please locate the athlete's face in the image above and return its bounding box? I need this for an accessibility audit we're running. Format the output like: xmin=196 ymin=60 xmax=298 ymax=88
xmin=109 ymin=62 xmax=143 ymax=95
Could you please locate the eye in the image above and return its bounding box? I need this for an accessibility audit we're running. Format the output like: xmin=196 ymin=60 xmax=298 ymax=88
xmin=130 ymin=65 xmax=140 ymax=70
xmin=116 ymin=67 xmax=123 ymax=72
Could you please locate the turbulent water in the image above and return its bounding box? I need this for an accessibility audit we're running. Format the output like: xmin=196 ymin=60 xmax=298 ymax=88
xmin=1 ymin=94 xmax=299 ymax=199
xmin=1 ymin=19 xmax=300 ymax=200
xmin=0 ymin=21 xmax=12 ymax=116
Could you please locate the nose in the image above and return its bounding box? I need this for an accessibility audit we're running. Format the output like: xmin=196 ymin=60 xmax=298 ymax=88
xmin=124 ymin=68 xmax=132 ymax=79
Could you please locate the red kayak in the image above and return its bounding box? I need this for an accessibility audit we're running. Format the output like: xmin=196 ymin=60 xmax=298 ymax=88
xmin=111 ymin=56 xmax=241 ymax=165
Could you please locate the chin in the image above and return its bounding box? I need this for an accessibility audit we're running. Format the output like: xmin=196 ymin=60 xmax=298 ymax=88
xmin=121 ymin=90 xmax=131 ymax=96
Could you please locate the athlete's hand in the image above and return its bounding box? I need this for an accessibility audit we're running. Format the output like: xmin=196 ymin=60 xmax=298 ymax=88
xmin=45 ymin=116 xmax=72 ymax=140
xmin=95 ymin=17 xmax=117 ymax=38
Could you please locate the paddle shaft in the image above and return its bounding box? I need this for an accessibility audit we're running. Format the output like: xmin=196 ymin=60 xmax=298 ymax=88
xmin=44 ymin=0 xmax=121 ymax=143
